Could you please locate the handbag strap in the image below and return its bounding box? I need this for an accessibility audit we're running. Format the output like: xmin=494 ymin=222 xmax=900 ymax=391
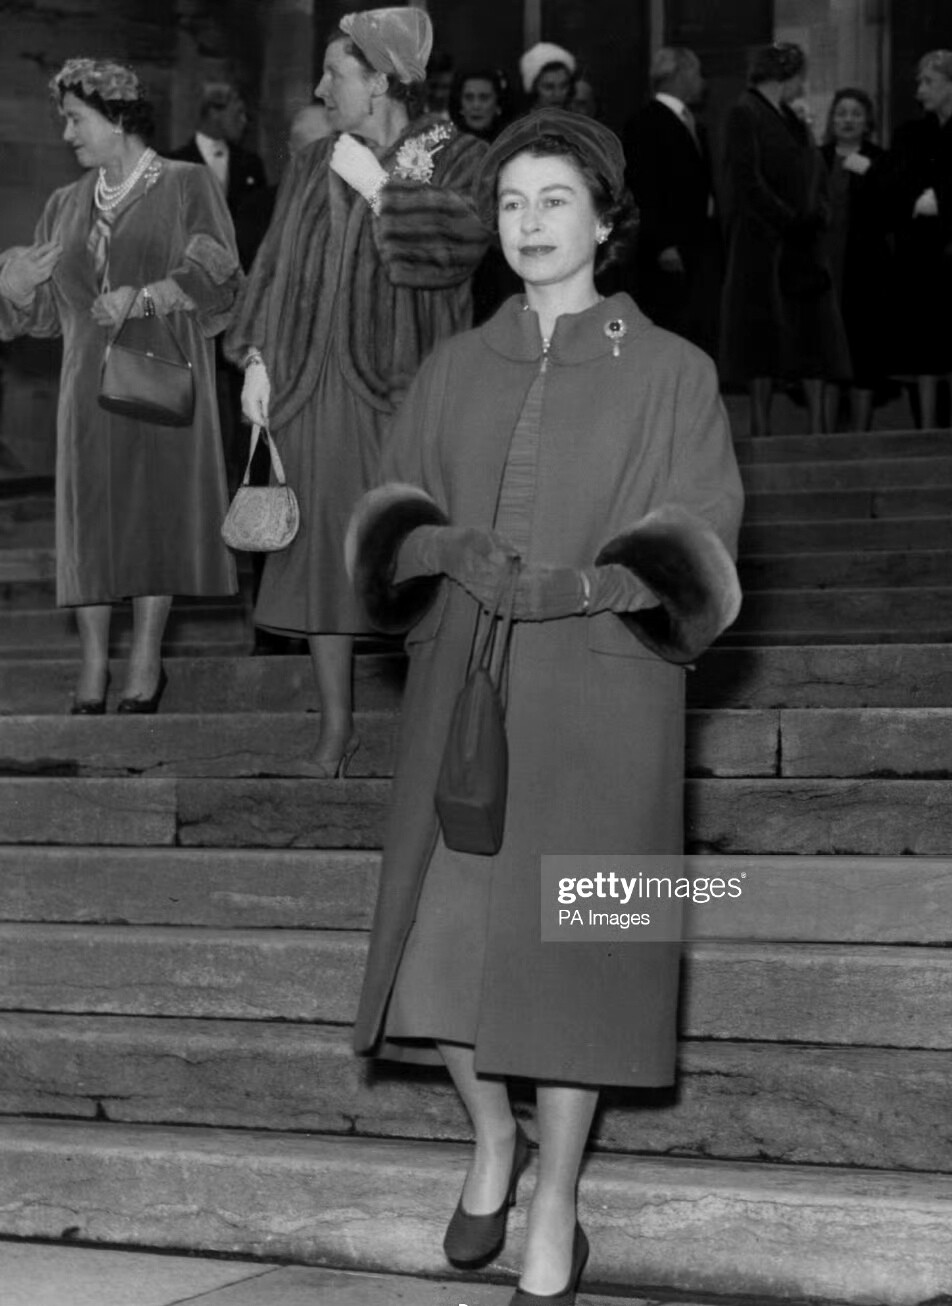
xmin=469 ymin=558 xmax=519 ymax=689
xmin=239 ymin=424 xmax=289 ymax=488
xmin=104 ymin=286 xmax=190 ymax=368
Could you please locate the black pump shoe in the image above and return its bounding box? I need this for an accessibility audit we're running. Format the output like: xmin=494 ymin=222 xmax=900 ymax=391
xmin=443 ymin=1123 xmax=531 ymax=1269
xmin=510 ymin=1223 xmax=589 ymax=1305
xmin=71 ymin=671 xmax=110 ymax=715
xmin=116 ymin=666 xmax=168 ymax=715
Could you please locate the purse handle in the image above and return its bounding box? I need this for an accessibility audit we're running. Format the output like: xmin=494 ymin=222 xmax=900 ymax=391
xmin=239 ymin=423 xmax=290 ymax=488
xmin=104 ymin=287 xmax=190 ymax=368
xmin=468 ymin=558 xmax=519 ymax=694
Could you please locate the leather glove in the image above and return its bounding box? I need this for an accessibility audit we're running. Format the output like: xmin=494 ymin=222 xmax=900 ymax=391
xmin=241 ymin=357 xmax=271 ymax=425
xmin=512 ymin=562 xmax=655 ymax=621
xmin=0 ymin=241 xmax=61 ymax=305
xmin=330 ymin=134 xmax=388 ymax=209
xmin=90 ymin=285 xmax=139 ymax=327
xmin=397 ymin=525 xmax=518 ymax=608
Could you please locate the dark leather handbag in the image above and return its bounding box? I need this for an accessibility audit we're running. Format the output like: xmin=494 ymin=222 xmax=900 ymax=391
xmin=434 ymin=563 xmax=518 ymax=856
xmin=99 ymin=295 xmax=195 ymax=427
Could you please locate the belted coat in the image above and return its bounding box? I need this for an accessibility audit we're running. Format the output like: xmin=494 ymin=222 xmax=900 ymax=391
xmin=348 ymin=294 xmax=744 ymax=1086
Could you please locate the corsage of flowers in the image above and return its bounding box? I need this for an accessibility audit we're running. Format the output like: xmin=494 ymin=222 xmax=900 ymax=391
xmin=51 ymin=58 xmax=142 ymax=104
xmin=392 ymin=122 xmax=454 ymax=184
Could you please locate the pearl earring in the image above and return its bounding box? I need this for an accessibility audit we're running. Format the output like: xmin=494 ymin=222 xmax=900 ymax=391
xmin=596 ymin=229 xmax=609 ymax=245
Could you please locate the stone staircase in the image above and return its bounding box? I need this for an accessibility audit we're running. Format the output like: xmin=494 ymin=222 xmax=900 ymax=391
xmin=1 ymin=432 xmax=952 ymax=1305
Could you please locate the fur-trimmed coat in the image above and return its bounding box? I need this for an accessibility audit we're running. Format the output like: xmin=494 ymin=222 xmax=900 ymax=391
xmin=348 ymin=294 xmax=744 ymax=1086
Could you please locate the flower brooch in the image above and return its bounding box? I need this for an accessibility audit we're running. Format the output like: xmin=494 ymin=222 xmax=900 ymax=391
xmin=604 ymin=318 xmax=628 ymax=358
xmin=393 ymin=123 xmax=453 ymax=184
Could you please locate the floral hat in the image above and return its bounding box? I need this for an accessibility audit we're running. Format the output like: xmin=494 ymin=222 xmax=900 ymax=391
xmin=50 ymin=58 xmax=142 ymax=103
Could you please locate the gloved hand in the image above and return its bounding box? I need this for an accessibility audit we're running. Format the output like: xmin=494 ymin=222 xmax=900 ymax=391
xmin=842 ymin=152 xmax=871 ymax=177
xmin=512 ymin=561 xmax=656 ymax=621
xmin=330 ymin=134 xmax=388 ymax=208
xmin=90 ymin=285 xmax=139 ymax=327
xmin=241 ymin=357 xmax=271 ymax=425
xmin=914 ymin=187 xmax=939 ymax=218
xmin=397 ymin=525 xmax=518 ymax=608
xmin=0 ymin=241 xmax=61 ymax=305
xmin=145 ymin=277 xmax=195 ymax=315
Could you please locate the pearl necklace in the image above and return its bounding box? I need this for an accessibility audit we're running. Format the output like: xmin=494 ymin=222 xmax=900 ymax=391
xmin=94 ymin=148 xmax=157 ymax=212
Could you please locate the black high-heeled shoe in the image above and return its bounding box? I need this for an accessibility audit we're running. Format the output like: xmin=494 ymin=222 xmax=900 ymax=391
xmin=443 ymin=1123 xmax=531 ymax=1269
xmin=116 ymin=666 xmax=168 ymax=715
xmin=510 ymin=1223 xmax=589 ymax=1305
xmin=70 ymin=671 xmax=111 ymax=716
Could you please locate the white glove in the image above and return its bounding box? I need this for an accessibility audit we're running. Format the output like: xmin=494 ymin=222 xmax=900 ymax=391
xmin=913 ymin=187 xmax=939 ymax=218
xmin=0 ymin=241 xmax=61 ymax=304
xmin=842 ymin=152 xmax=871 ymax=176
xmin=241 ymin=358 xmax=271 ymax=426
xmin=330 ymin=133 xmax=388 ymax=209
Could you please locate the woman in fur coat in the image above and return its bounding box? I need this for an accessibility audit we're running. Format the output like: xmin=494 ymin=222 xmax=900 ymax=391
xmin=226 ymin=7 xmax=488 ymax=774
xmin=348 ymin=109 xmax=744 ymax=1303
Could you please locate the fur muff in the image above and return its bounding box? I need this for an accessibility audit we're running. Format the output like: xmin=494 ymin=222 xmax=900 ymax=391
xmin=595 ymin=504 xmax=742 ymax=664
xmin=346 ymin=483 xmax=449 ymax=634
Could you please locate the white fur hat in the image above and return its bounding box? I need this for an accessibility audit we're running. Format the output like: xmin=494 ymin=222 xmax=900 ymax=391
xmin=519 ymin=41 xmax=576 ymax=94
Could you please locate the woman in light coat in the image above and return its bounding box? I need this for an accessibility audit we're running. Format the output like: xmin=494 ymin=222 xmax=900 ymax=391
xmin=348 ymin=109 xmax=743 ymax=1303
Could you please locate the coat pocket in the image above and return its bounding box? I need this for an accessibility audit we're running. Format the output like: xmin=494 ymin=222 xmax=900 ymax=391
xmin=586 ymin=610 xmax=660 ymax=660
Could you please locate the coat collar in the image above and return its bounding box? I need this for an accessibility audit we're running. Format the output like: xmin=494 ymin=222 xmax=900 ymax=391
xmin=480 ymin=292 xmax=653 ymax=365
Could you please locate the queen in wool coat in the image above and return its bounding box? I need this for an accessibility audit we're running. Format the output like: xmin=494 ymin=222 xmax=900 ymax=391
xmin=347 ymin=109 xmax=743 ymax=1302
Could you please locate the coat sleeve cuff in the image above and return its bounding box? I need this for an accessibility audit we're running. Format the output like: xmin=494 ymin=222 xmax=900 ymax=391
xmin=345 ymin=482 xmax=449 ymax=634
xmin=594 ymin=505 xmax=742 ymax=664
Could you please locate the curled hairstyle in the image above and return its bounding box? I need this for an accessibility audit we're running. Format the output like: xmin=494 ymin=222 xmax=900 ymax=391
xmin=749 ymin=42 xmax=807 ymax=87
xmin=335 ymin=34 xmax=428 ymax=119
xmin=918 ymin=49 xmax=952 ymax=81
xmin=53 ymin=78 xmax=155 ymax=141
xmin=448 ymin=67 xmax=512 ymax=133
xmin=823 ymin=86 xmax=877 ymax=144
xmin=502 ymin=132 xmax=637 ymax=275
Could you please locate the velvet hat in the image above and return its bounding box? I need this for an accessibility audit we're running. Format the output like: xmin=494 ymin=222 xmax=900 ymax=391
xmin=474 ymin=107 xmax=627 ymax=227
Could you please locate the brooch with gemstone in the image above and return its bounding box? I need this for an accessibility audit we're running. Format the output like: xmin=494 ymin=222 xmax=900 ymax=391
xmin=604 ymin=318 xmax=628 ymax=358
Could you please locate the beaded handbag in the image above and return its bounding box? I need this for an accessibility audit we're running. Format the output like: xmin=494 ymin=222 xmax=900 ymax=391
xmin=221 ymin=424 xmax=300 ymax=552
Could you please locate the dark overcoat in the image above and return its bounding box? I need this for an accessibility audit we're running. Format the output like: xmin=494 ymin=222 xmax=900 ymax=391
xmin=348 ymin=294 xmax=744 ymax=1086
xmin=719 ymin=90 xmax=850 ymax=385
xmin=883 ymin=114 xmax=952 ymax=376
xmin=622 ymin=98 xmax=722 ymax=357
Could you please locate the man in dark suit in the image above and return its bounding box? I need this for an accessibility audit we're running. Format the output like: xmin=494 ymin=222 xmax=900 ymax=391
xmin=167 ymin=83 xmax=268 ymax=270
xmin=623 ymin=48 xmax=722 ymax=356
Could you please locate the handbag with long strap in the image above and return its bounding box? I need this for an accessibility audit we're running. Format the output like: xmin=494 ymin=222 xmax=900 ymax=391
xmin=434 ymin=561 xmax=519 ymax=856
xmin=221 ymin=423 xmax=300 ymax=552
xmin=98 ymin=290 xmax=195 ymax=427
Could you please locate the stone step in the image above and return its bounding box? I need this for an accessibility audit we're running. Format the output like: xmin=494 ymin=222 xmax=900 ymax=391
xmin=694 ymin=643 xmax=952 ymax=708
xmin=2 ymin=775 xmax=951 ymax=853
xmin=742 ymin=486 xmax=952 ymax=521
xmin=733 ymin=428 xmax=952 ymax=464
xmin=0 ymin=652 xmax=406 ymax=715
xmin=2 ymin=708 xmax=951 ymax=783
xmin=732 ymin=586 xmax=952 ymax=634
xmin=740 ymin=515 xmax=952 ymax=553
xmin=1 ymin=848 xmax=948 ymax=944
xmin=739 ymin=549 xmax=952 ymax=591
xmin=0 ymin=548 xmax=55 ymax=583
xmin=0 ymin=1014 xmax=947 ymax=1174
xmin=0 ymin=1120 xmax=949 ymax=1303
xmin=5 ymin=644 xmax=952 ymax=717
xmin=0 ymin=603 xmax=251 ymax=655
xmin=717 ymin=626 xmax=952 ymax=646
xmin=740 ymin=455 xmax=952 ymax=494
xmin=0 ymin=924 xmax=948 ymax=1047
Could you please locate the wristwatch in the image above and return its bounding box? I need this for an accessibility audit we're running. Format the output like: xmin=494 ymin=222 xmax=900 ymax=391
xmin=141 ymin=286 xmax=155 ymax=318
